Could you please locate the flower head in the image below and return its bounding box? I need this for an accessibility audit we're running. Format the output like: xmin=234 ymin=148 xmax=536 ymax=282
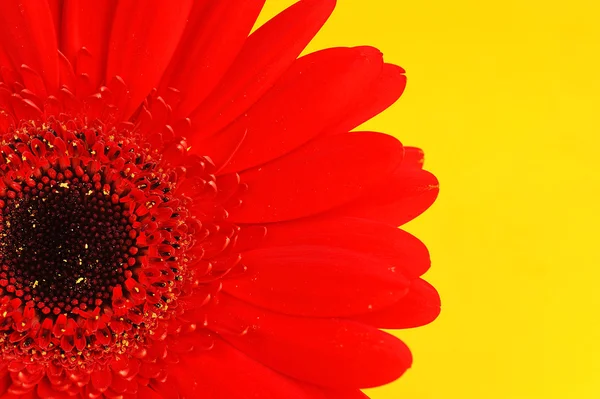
xmin=0 ymin=0 xmax=440 ymax=397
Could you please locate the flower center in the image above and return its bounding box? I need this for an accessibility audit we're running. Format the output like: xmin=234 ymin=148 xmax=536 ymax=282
xmin=0 ymin=117 xmax=207 ymax=370
xmin=0 ymin=169 xmax=134 ymax=316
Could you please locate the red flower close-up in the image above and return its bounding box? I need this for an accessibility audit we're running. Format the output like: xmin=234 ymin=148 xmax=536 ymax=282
xmin=0 ymin=0 xmax=440 ymax=398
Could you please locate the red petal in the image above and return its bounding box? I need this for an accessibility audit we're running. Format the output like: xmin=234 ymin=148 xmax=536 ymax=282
xmin=149 ymin=377 xmax=180 ymax=399
xmin=2 ymin=392 xmax=34 ymax=399
xmin=332 ymin=165 xmax=439 ymax=226
xmin=166 ymin=339 xmax=312 ymax=399
xmin=228 ymin=132 xmax=403 ymax=223
xmin=0 ymin=0 xmax=59 ymax=93
xmin=11 ymin=95 xmax=43 ymax=121
xmin=160 ymin=0 xmax=265 ymax=119
xmin=20 ymin=65 xmax=48 ymax=98
xmin=216 ymin=46 xmax=383 ymax=173
xmin=189 ymin=0 xmax=336 ymax=143
xmin=37 ymin=377 xmax=72 ymax=399
xmin=351 ymin=278 xmax=441 ymax=328
xmin=232 ymin=225 xmax=267 ymax=252
xmin=326 ymin=63 xmax=407 ymax=134
xmin=301 ymin=385 xmax=369 ymax=399
xmin=57 ymin=51 xmax=75 ymax=90
xmin=106 ymin=0 xmax=193 ymax=119
xmin=209 ymin=295 xmax=412 ymax=388
xmin=403 ymin=146 xmax=425 ymax=169
xmin=90 ymin=368 xmax=111 ymax=393
xmin=46 ymin=0 xmax=62 ymax=44
xmin=323 ymin=390 xmax=370 ymax=399
xmin=0 ymin=45 xmax=11 ymax=71
xmin=261 ymin=216 xmax=431 ymax=278
xmin=0 ymin=366 xmax=8 ymax=395
xmin=61 ymin=0 xmax=117 ymax=89
xmin=224 ymin=245 xmax=409 ymax=317
xmin=136 ymin=385 xmax=164 ymax=399
xmin=196 ymin=122 xmax=247 ymax=170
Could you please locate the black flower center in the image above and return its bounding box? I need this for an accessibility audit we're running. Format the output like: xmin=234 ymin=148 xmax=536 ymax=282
xmin=0 ymin=170 xmax=136 ymax=315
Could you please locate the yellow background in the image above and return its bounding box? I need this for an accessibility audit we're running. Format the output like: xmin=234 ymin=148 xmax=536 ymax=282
xmin=256 ymin=1 xmax=600 ymax=398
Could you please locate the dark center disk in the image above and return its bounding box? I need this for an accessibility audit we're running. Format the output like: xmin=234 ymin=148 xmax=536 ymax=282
xmin=0 ymin=173 xmax=135 ymax=315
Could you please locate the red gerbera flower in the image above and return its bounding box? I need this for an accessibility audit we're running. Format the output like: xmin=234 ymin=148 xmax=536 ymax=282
xmin=0 ymin=0 xmax=440 ymax=398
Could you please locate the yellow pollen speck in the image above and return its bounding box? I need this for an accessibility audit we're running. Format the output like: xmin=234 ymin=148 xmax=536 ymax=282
xmin=76 ymin=277 xmax=84 ymax=284
xmin=187 ymin=146 xmax=192 ymax=151
xmin=32 ymin=280 xmax=38 ymax=288
xmin=59 ymin=182 xmax=69 ymax=188
xmin=85 ymin=244 xmax=88 ymax=249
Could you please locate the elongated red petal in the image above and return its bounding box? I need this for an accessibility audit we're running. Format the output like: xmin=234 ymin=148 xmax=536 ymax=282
xmin=137 ymin=385 xmax=165 ymax=399
xmin=261 ymin=216 xmax=431 ymax=278
xmin=209 ymin=295 xmax=412 ymax=388
xmin=301 ymin=385 xmax=370 ymax=399
xmin=46 ymin=0 xmax=62 ymax=44
xmin=327 ymin=63 xmax=407 ymax=134
xmin=0 ymin=45 xmax=11 ymax=71
xmin=216 ymin=46 xmax=383 ymax=173
xmin=403 ymin=146 xmax=426 ymax=169
xmin=160 ymin=0 xmax=266 ymax=119
xmin=37 ymin=377 xmax=72 ymax=399
xmin=106 ymin=0 xmax=193 ymax=119
xmin=332 ymin=165 xmax=439 ymax=226
xmin=195 ymin=123 xmax=248 ymax=170
xmin=90 ymin=368 xmax=111 ymax=393
xmin=228 ymin=132 xmax=403 ymax=223
xmin=0 ymin=366 xmax=8 ymax=396
xmin=224 ymin=245 xmax=409 ymax=317
xmin=149 ymin=378 xmax=180 ymax=399
xmin=189 ymin=0 xmax=336 ymax=143
xmin=0 ymin=0 xmax=59 ymax=93
xmin=61 ymin=0 xmax=117 ymax=89
xmin=167 ymin=339 xmax=312 ymax=399
xmin=351 ymin=278 xmax=441 ymax=328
